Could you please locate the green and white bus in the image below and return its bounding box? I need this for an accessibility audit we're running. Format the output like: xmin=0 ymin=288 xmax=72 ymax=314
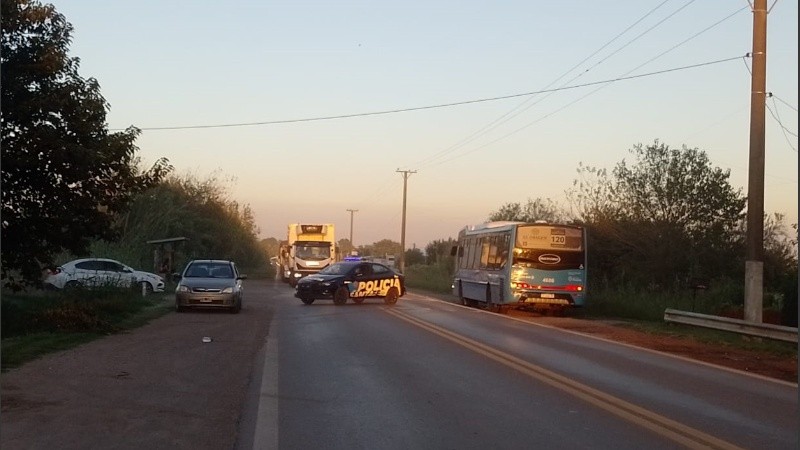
xmin=451 ymin=221 xmax=587 ymax=314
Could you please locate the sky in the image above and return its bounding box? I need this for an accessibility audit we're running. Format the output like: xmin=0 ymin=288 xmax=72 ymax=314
xmin=55 ymin=0 xmax=797 ymax=250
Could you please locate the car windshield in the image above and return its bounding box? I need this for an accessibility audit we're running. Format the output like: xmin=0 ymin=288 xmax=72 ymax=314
xmin=318 ymin=262 xmax=356 ymax=276
xmin=185 ymin=263 xmax=233 ymax=278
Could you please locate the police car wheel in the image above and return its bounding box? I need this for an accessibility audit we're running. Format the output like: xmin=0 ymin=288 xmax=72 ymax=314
xmin=352 ymin=296 xmax=365 ymax=304
xmin=333 ymin=287 xmax=349 ymax=305
xmin=384 ymin=287 xmax=399 ymax=305
xmin=300 ymin=297 xmax=314 ymax=305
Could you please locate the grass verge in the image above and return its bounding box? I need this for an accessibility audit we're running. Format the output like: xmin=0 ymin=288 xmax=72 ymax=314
xmin=1 ymin=288 xmax=173 ymax=371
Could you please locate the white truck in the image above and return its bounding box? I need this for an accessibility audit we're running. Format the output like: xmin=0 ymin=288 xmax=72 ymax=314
xmin=278 ymin=223 xmax=338 ymax=286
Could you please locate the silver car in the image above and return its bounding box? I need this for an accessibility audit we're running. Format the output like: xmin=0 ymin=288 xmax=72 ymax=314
xmin=175 ymin=260 xmax=246 ymax=313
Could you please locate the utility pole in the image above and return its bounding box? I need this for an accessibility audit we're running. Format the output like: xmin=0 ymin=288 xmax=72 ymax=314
xmin=744 ymin=0 xmax=767 ymax=324
xmin=346 ymin=209 xmax=358 ymax=253
xmin=396 ymin=169 xmax=416 ymax=273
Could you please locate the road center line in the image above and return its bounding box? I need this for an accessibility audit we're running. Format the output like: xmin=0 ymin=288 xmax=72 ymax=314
xmin=385 ymin=308 xmax=744 ymax=450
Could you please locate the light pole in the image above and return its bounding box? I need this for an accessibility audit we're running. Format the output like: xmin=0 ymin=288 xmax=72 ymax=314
xmin=396 ymin=169 xmax=416 ymax=273
xmin=346 ymin=209 xmax=358 ymax=254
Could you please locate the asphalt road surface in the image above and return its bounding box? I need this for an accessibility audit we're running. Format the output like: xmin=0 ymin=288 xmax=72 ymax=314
xmin=2 ymin=279 xmax=797 ymax=450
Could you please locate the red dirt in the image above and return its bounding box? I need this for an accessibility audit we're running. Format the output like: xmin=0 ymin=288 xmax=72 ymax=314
xmin=528 ymin=315 xmax=798 ymax=383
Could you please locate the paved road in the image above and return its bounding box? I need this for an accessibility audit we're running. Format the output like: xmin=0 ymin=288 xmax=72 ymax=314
xmin=2 ymin=279 xmax=797 ymax=449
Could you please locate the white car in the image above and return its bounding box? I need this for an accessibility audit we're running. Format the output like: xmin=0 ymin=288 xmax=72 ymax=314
xmin=43 ymin=258 xmax=165 ymax=294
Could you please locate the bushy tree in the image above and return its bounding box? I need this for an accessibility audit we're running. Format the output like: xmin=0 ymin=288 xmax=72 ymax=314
xmin=612 ymin=140 xmax=745 ymax=240
xmin=358 ymin=239 xmax=402 ymax=259
xmin=259 ymin=237 xmax=280 ymax=259
xmin=488 ymin=197 xmax=568 ymax=223
xmin=424 ymin=238 xmax=457 ymax=265
xmin=566 ymin=140 xmax=747 ymax=289
xmin=93 ymin=173 xmax=265 ymax=272
xmin=337 ymin=238 xmax=354 ymax=256
xmin=404 ymin=248 xmax=425 ymax=267
xmin=1 ymin=0 xmax=171 ymax=288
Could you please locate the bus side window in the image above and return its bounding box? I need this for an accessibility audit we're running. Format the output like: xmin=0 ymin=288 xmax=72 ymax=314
xmin=480 ymin=238 xmax=491 ymax=269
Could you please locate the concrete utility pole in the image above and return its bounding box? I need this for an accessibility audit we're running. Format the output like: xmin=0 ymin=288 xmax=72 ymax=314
xmin=346 ymin=209 xmax=358 ymax=251
xmin=396 ymin=169 xmax=416 ymax=273
xmin=744 ymin=0 xmax=767 ymax=324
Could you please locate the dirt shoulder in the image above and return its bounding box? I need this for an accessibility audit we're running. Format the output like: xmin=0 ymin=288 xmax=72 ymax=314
xmin=409 ymin=289 xmax=798 ymax=384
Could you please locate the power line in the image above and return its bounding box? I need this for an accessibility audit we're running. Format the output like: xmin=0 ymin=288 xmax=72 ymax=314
xmin=405 ymin=0 xmax=680 ymax=170
xmin=772 ymin=95 xmax=797 ymax=112
xmin=768 ymin=96 xmax=798 ymax=152
xmin=742 ymin=58 xmax=798 ymax=151
xmin=425 ymin=57 xmax=745 ymax=169
xmin=119 ymin=56 xmax=744 ymax=132
xmin=418 ymin=5 xmax=749 ymax=169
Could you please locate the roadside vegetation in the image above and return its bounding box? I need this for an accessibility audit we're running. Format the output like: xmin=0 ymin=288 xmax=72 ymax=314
xmin=1 ymin=287 xmax=173 ymax=370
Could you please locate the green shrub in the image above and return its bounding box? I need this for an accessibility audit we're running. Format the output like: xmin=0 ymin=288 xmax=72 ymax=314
xmin=404 ymin=262 xmax=453 ymax=294
xmin=1 ymin=288 xmax=154 ymax=338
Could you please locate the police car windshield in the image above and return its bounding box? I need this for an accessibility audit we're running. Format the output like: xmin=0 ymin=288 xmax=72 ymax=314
xmin=318 ymin=262 xmax=358 ymax=275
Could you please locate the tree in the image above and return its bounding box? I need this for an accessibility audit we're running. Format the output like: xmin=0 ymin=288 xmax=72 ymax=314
xmin=259 ymin=238 xmax=280 ymax=259
xmin=1 ymin=0 xmax=171 ymax=288
xmin=612 ymin=140 xmax=745 ymax=239
xmin=488 ymin=197 xmax=568 ymax=223
xmin=95 ymin=173 xmax=267 ymax=272
xmin=568 ymin=140 xmax=747 ymax=288
xmin=424 ymin=238 xmax=457 ymax=265
xmin=337 ymin=238 xmax=354 ymax=256
xmin=358 ymin=239 xmax=402 ymax=259
xmin=404 ymin=248 xmax=425 ymax=267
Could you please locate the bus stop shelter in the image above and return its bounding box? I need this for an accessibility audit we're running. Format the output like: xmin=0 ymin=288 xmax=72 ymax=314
xmin=146 ymin=237 xmax=188 ymax=277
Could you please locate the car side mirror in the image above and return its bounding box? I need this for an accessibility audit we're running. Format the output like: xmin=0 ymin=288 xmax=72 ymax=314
xmin=172 ymin=273 xmax=182 ymax=282
xmin=238 ymin=274 xmax=248 ymax=280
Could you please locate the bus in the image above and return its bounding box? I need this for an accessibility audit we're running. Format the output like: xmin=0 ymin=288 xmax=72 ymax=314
xmin=451 ymin=221 xmax=587 ymax=314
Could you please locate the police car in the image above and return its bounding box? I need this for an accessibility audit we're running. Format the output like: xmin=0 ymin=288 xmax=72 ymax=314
xmin=294 ymin=259 xmax=405 ymax=305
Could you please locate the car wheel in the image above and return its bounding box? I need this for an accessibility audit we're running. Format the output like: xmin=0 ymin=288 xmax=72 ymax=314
xmin=352 ymin=296 xmax=365 ymax=304
xmin=384 ymin=287 xmax=399 ymax=305
xmin=175 ymin=302 xmax=185 ymax=313
xmin=300 ymin=297 xmax=315 ymax=305
xmin=64 ymin=280 xmax=82 ymax=290
xmin=333 ymin=287 xmax=349 ymax=305
xmin=230 ymin=300 xmax=241 ymax=314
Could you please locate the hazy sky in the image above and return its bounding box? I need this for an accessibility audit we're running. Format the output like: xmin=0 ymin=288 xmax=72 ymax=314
xmin=56 ymin=1 xmax=797 ymax=249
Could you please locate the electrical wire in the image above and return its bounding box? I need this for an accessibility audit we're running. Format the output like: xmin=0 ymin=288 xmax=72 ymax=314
xmin=419 ymin=5 xmax=749 ymax=169
xmin=768 ymin=96 xmax=798 ymax=152
xmin=742 ymin=58 xmax=798 ymax=151
xmin=772 ymin=95 xmax=797 ymax=112
xmin=404 ymin=0 xmax=677 ymax=170
xmin=119 ymin=57 xmax=741 ymax=133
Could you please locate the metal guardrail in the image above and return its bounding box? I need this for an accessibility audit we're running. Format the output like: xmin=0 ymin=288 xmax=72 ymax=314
xmin=663 ymin=308 xmax=798 ymax=343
